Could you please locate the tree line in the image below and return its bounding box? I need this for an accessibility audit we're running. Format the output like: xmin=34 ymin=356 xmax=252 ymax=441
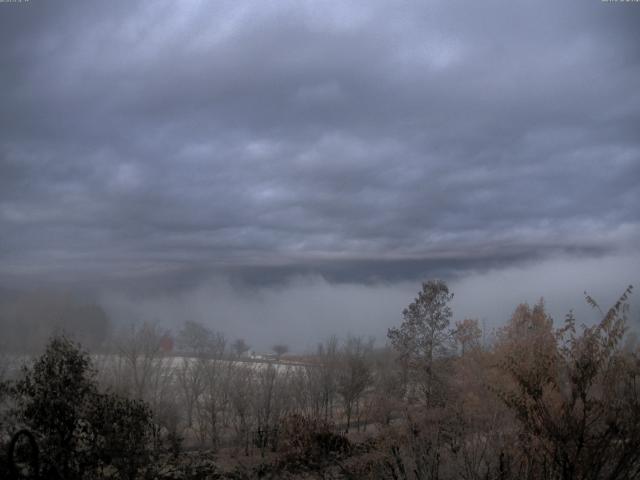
xmin=0 ymin=281 xmax=639 ymax=479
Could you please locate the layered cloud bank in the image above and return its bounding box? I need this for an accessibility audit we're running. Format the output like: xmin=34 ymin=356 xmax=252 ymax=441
xmin=1 ymin=1 xmax=638 ymax=343
xmin=1 ymin=0 xmax=639 ymax=284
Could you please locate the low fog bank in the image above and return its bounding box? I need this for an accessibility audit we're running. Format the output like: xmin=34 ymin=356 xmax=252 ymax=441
xmin=99 ymin=252 xmax=640 ymax=352
xmin=452 ymin=252 xmax=640 ymax=333
xmin=101 ymin=276 xmax=416 ymax=354
xmin=1 ymin=251 xmax=637 ymax=354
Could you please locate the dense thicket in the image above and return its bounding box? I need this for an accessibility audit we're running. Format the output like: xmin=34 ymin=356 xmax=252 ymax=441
xmin=2 ymin=337 xmax=152 ymax=479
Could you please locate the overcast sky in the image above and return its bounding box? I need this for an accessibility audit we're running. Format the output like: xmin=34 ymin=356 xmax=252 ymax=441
xmin=1 ymin=1 xmax=639 ymax=347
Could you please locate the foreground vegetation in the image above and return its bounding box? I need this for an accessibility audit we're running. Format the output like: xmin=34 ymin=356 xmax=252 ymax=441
xmin=1 ymin=281 xmax=638 ymax=479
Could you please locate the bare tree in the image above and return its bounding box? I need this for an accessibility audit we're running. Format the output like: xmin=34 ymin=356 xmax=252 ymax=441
xmin=232 ymin=338 xmax=250 ymax=358
xmin=175 ymin=321 xmax=214 ymax=430
xmin=388 ymin=280 xmax=453 ymax=406
xmin=272 ymin=344 xmax=289 ymax=360
xmin=198 ymin=333 xmax=229 ymax=449
xmin=177 ymin=320 xmax=215 ymax=356
xmin=253 ymin=363 xmax=294 ymax=455
xmin=337 ymin=335 xmax=373 ymax=433
xmin=453 ymin=318 xmax=482 ymax=355
xmin=289 ymin=366 xmax=313 ymax=416
xmin=368 ymin=346 xmax=403 ymax=428
xmin=115 ymin=322 xmax=176 ymax=435
xmin=306 ymin=336 xmax=339 ymax=422
xmin=228 ymin=364 xmax=255 ymax=456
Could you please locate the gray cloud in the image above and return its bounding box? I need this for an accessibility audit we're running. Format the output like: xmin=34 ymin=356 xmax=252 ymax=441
xmin=1 ymin=0 xmax=639 ymax=293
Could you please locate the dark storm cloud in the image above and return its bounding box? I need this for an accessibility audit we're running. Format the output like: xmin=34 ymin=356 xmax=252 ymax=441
xmin=1 ymin=0 xmax=639 ymax=288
